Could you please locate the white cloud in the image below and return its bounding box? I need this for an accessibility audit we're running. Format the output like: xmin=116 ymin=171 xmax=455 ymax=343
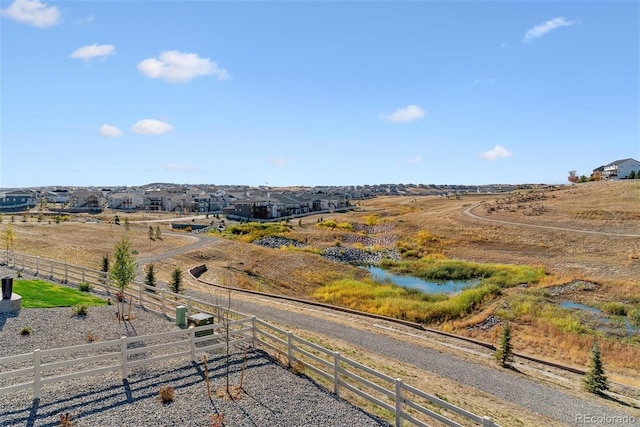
xmin=481 ymin=145 xmax=512 ymax=161
xmin=76 ymin=14 xmax=94 ymax=25
xmin=70 ymin=44 xmax=115 ymax=61
xmin=163 ymin=164 xmax=199 ymax=173
xmin=99 ymin=124 xmax=122 ymax=137
xmin=523 ymin=17 xmax=575 ymax=43
xmin=131 ymin=119 xmax=173 ymax=135
xmin=137 ymin=50 xmax=230 ymax=83
xmin=379 ymin=105 xmax=425 ymax=123
xmin=407 ymin=156 xmax=422 ymax=164
xmin=270 ymin=157 xmax=287 ymax=167
xmin=1 ymin=0 xmax=61 ymax=27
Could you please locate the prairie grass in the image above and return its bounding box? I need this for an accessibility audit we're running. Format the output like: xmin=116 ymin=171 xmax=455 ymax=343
xmin=223 ymin=221 xmax=292 ymax=242
xmin=380 ymin=258 xmax=545 ymax=287
xmin=313 ymin=278 xmax=503 ymax=323
xmin=316 ymin=219 xmax=354 ymax=231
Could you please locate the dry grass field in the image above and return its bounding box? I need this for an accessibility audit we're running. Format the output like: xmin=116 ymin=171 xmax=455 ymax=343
xmin=1 ymin=180 xmax=639 ymax=384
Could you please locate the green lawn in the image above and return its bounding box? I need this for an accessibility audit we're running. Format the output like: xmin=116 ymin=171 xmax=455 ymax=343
xmin=12 ymin=279 xmax=108 ymax=308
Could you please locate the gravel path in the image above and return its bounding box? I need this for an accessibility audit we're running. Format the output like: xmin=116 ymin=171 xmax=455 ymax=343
xmin=0 ymin=270 xmax=390 ymax=427
xmin=221 ymin=294 xmax=640 ymax=426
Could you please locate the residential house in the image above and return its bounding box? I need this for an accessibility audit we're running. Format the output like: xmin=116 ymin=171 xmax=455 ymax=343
xmin=68 ymin=191 xmax=107 ymax=213
xmin=602 ymin=158 xmax=640 ymax=179
xmin=0 ymin=190 xmax=38 ymax=212
xmin=107 ymin=192 xmax=145 ymax=211
xmin=144 ymin=191 xmax=172 ymax=211
xmin=44 ymin=189 xmax=70 ymax=205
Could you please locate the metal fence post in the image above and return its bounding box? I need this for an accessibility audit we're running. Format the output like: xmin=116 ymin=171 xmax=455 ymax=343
xmin=334 ymin=351 xmax=340 ymax=396
xmin=121 ymin=336 xmax=128 ymax=379
xmin=395 ymin=378 xmax=403 ymax=427
xmin=33 ymin=349 xmax=42 ymax=399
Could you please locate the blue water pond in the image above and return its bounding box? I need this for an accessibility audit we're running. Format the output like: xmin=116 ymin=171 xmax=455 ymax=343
xmin=561 ymin=301 xmax=637 ymax=335
xmin=366 ymin=266 xmax=479 ymax=295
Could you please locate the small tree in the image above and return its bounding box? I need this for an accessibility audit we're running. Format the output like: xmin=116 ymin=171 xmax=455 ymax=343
xmin=114 ymin=215 xmax=120 ymax=225
xmin=495 ymin=321 xmax=514 ymax=368
xmin=101 ymin=254 xmax=110 ymax=273
xmin=628 ymin=170 xmax=637 ymax=180
xmin=169 ymin=268 xmax=183 ymax=294
xmin=583 ymin=341 xmax=608 ymax=394
xmin=144 ymin=264 xmax=157 ymax=293
xmin=155 ymin=225 xmax=162 ymax=240
xmin=4 ymin=224 xmax=16 ymax=256
xmin=124 ymin=217 xmax=130 ymax=231
xmin=110 ymin=237 xmax=137 ymax=321
xmin=568 ymin=170 xmax=578 ymax=183
xmin=149 ymin=225 xmax=154 ymax=240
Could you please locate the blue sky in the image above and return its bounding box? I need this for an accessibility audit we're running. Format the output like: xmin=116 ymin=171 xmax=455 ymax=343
xmin=1 ymin=0 xmax=638 ymax=188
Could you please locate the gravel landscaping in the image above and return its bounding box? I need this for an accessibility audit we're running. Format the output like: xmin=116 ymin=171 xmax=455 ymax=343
xmin=0 ymin=268 xmax=390 ymax=427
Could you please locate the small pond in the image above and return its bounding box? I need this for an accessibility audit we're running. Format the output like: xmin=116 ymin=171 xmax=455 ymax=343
xmin=561 ymin=301 xmax=637 ymax=335
xmin=366 ymin=266 xmax=479 ymax=295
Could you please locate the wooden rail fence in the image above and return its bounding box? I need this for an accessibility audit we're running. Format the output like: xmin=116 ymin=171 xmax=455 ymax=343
xmin=1 ymin=252 xmax=500 ymax=427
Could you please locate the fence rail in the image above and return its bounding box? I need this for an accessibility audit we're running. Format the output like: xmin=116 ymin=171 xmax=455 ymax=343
xmin=1 ymin=252 xmax=500 ymax=427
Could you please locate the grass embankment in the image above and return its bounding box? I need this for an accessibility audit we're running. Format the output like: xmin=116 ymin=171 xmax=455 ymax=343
xmin=13 ymin=279 xmax=108 ymax=308
xmin=314 ymin=259 xmax=546 ymax=323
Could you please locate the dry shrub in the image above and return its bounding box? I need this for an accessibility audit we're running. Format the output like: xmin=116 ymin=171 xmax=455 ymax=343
xmin=158 ymin=386 xmax=175 ymax=403
xmin=291 ymin=360 xmax=306 ymax=375
xmin=85 ymin=333 xmax=98 ymax=343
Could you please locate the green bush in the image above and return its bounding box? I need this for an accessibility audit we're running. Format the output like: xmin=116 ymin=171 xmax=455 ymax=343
xmin=72 ymin=303 xmax=88 ymax=316
xmin=601 ymin=302 xmax=628 ymax=316
xmin=78 ymin=282 xmax=93 ymax=293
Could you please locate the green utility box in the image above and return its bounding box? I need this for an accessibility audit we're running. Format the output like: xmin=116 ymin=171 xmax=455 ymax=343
xmin=187 ymin=312 xmax=214 ymax=337
xmin=175 ymin=305 xmax=186 ymax=327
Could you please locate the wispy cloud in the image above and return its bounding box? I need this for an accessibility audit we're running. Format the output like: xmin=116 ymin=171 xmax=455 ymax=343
xmin=76 ymin=14 xmax=94 ymax=25
xmin=138 ymin=50 xmax=230 ymax=83
xmin=1 ymin=0 xmax=61 ymax=27
xmin=481 ymin=145 xmax=512 ymax=161
xmin=379 ymin=105 xmax=425 ymax=123
xmin=99 ymin=124 xmax=122 ymax=137
xmin=131 ymin=119 xmax=173 ymax=135
xmin=407 ymin=156 xmax=422 ymax=164
xmin=70 ymin=44 xmax=115 ymax=61
xmin=163 ymin=164 xmax=200 ymax=173
xmin=269 ymin=157 xmax=287 ymax=167
xmin=523 ymin=17 xmax=575 ymax=43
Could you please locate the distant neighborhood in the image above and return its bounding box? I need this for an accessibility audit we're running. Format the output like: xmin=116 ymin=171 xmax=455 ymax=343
xmin=0 ymin=183 xmax=531 ymax=217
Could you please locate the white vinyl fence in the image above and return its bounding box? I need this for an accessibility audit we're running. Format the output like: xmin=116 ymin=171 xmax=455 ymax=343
xmin=1 ymin=252 xmax=500 ymax=427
